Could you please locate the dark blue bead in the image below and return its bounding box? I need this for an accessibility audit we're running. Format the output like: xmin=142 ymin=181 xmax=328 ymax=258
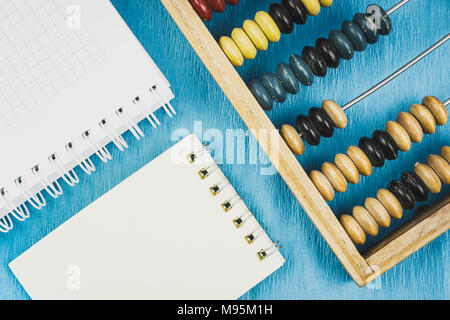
xmin=328 ymin=30 xmax=355 ymax=60
xmin=353 ymin=13 xmax=379 ymax=44
xmin=248 ymin=79 xmax=274 ymax=111
xmin=262 ymin=72 xmax=287 ymax=103
xmin=276 ymin=62 xmax=299 ymax=94
xmin=289 ymin=54 xmax=314 ymax=86
xmin=366 ymin=4 xmax=392 ymax=36
xmin=341 ymin=20 xmax=367 ymax=52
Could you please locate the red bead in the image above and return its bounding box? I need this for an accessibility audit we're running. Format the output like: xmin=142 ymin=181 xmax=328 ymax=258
xmin=224 ymin=0 xmax=239 ymax=5
xmin=207 ymin=0 xmax=226 ymax=12
xmin=189 ymin=0 xmax=213 ymax=21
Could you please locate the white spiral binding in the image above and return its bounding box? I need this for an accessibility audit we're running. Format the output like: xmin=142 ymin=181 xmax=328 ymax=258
xmin=32 ymin=165 xmax=63 ymax=199
xmin=0 ymin=86 xmax=175 ymax=234
xmin=15 ymin=177 xmax=46 ymax=210
xmin=188 ymin=147 xmax=281 ymax=261
xmin=82 ymin=130 xmax=112 ymax=164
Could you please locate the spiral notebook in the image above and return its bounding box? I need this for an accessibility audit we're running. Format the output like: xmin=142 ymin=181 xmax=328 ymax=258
xmin=0 ymin=0 xmax=174 ymax=232
xmin=9 ymin=134 xmax=285 ymax=299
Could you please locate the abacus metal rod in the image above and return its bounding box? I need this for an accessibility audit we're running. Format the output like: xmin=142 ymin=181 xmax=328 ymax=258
xmin=342 ymin=34 xmax=450 ymax=111
xmin=386 ymin=0 xmax=410 ymax=15
xmin=444 ymin=98 xmax=450 ymax=107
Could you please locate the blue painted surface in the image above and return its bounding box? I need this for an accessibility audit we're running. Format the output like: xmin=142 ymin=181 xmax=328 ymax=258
xmin=1 ymin=0 xmax=449 ymax=299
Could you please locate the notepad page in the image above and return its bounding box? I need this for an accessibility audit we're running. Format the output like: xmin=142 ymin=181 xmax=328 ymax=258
xmin=9 ymin=134 xmax=285 ymax=300
xmin=0 ymin=0 xmax=174 ymax=218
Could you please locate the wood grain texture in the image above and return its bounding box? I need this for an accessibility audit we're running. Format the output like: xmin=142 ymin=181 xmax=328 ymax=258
xmin=0 ymin=0 xmax=448 ymax=299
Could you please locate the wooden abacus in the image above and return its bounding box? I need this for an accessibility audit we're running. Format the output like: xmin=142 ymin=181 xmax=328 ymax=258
xmin=161 ymin=0 xmax=449 ymax=286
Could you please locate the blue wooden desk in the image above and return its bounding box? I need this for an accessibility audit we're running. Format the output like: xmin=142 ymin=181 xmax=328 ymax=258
xmin=0 ymin=0 xmax=448 ymax=299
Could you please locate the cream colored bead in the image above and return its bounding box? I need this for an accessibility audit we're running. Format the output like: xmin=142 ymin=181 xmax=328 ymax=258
xmin=322 ymin=100 xmax=347 ymax=129
xmin=280 ymin=124 xmax=305 ymax=156
xmin=322 ymin=162 xmax=347 ymax=193
xmin=376 ymin=189 xmax=403 ymax=219
xmin=410 ymin=104 xmax=436 ymax=134
xmin=364 ymin=197 xmax=391 ymax=228
xmin=427 ymin=154 xmax=450 ymax=184
xmin=414 ymin=163 xmax=442 ymax=193
xmin=397 ymin=111 xmax=423 ymax=143
xmin=385 ymin=121 xmax=411 ymax=152
xmin=353 ymin=206 xmax=378 ymax=236
xmin=347 ymin=145 xmax=372 ymax=176
xmin=310 ymin=170 xmax=335 ymax=202
xmin=340 ymin=214 xmax=366 ymax=245
xmin=335 ymin=153 xmax=359 ymax=184
xmin=441 ymin=146 xmax=450 ymax=163
xmin=422 ymin=96 xmax=448 ymax=125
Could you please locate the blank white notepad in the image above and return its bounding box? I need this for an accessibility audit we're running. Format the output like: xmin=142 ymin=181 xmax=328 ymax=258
xmin=9 ymin=135 xmax=285 ymax=300
xmin=0 ymin=0 xmax=174 ymax=230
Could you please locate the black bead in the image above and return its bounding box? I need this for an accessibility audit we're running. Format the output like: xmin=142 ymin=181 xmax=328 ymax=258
xmin=401 ymin=172 xmax=429 ymax=202
xmin=315 ymin=38 xmax=340 ymax=68
xmin=389 ymin=180 xmax=416 ymax=210
xmin=282 ymin=0 xmax=307 ymax=25
xmin=268 ymin=3 xmax=294 ymax=34
xmin=308 ymin=107 xmax=335 ymax=138
xmin=358 ymin=137 xmax=385 ymax=167
xmin=302 ymin=46 xmax=327 ymax=77
xmin=296 ymin=115 xmax=321 ymax=145
xmin=372 ymin=130 xmax=398 ymax=160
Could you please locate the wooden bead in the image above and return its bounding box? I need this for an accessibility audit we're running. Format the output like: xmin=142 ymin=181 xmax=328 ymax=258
xmin=422 ymin=96 xmax=448 ymax=125
xmin=189 ymin=0 xmax=213 ymax=21
xmin=319 ymin=0 xmax=333 ymax=7
xmin=231 ymin=28 xmax=257 ymax=60
xmin=219 ymin=36 xmax=244 ymax=66
xmin=364 ymin=197 xmax=391 ymax=228
xmin=254 ymin=11 xmax=281 ymax=42
xmin=335 ymin=153 xmax=359 ymax=184
xmin=300 ymin=0 xmax=321 ymax=16
xmin=243 ymin=20 xmax=269 ymax=51
xmin=376 ymin=189 xmax=403 ymax=219
xmin=347 ymin=145 xmax=372 ymax=176
xmin=427 ymin=154 xmax=450 ymax=184
xmin=340 ymin=214 xmax=366 ymax=245
xmin=410 ymin=104 xmax=436 ymax=134
xmin=310 ymin=170 xmax=335 ymax=201
xmin=353 ymin=206 xmax=378 ymax=236
xmin=280 ymin=124 xmax=305 ymax=155
xmin=441 ymin=146 xmax=450 ymax=163
xmin=397 ymin=112 xmax=423 ymax=143
xmin=385 ymin=121 xmax=411 ymax=152
xmin=322 ymin=162 xmax=347 ymax=193
xmin=414 ymin=163 xmax=442 ymax=193
xmin=322 ymin=100 xmax=347 ymax=129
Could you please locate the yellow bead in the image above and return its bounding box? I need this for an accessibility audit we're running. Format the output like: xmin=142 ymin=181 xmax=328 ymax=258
xmin=243 ymin=19 xmax=268 ymax=51
xmin=219 ymin=36 xmax=244 ymax=67
xmin=422 ymin=96 xmax=448 ymax=125
xmin=231 ymin=28 xmax=257 ymax=60
xmin=280 ymin=124 xmax=305 ymax=156
xmin=254 ymin=11 xmax=281 ymax=42
xmin=301 ymin=0 xmax=321 ymax=16
xmin=319 ymin=0 xmax=333 ymax=7
xmin=322 ymin=100 xmax=347 ymax=129
xmin=310 ymin=170 xmax=335 ymax=202
xmin=340 ymin=214 xmax=366 ymax=245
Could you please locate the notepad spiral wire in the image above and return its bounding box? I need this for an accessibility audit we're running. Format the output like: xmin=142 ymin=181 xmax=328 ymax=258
xmin=0 ymin=86 xmax=175 ymax=234
xmin=187 ymin=146 xmax=281 ymax=261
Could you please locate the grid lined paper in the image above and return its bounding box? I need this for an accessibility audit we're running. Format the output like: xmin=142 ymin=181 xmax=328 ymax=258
xmin=0 ymin=0 xmax=105 ymax=133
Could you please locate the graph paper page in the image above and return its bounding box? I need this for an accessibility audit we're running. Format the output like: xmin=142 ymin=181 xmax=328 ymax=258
xmin=0 ymin=0 xmax=172 ymax=204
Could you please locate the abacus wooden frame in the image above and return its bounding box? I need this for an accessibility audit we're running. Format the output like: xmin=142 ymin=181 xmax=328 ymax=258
xmin=161 ymin=0 xmax=450 ymax=286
